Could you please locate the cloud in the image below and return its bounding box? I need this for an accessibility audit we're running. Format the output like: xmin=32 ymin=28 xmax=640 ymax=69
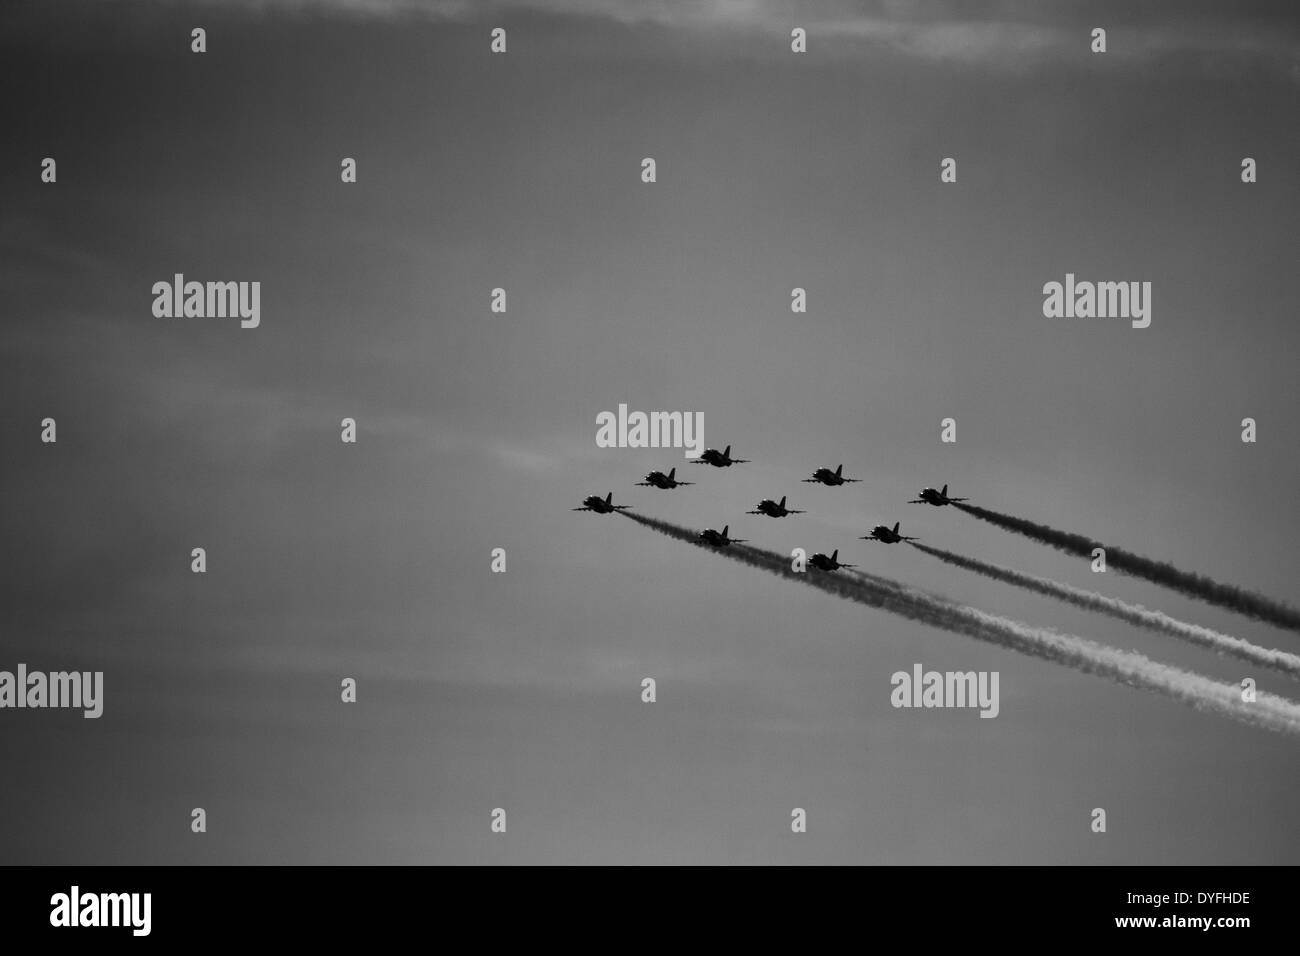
xmin=113 ymin=0 xmax=1299 ymax=72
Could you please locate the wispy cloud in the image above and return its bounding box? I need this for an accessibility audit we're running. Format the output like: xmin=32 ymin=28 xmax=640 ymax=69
xmin=127 ymin=0 xmax=1300 ymax=72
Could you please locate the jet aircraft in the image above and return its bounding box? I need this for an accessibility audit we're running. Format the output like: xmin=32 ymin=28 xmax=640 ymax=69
xmin=698 ymin=524 xmax=747 ymax=547
xmin=909 ymin=484 xmax=969 ymax=506
xmin=861 ymin=521 xmax=918 ymax=543
xmin=636 ymin=467 xmax=694 ymax=489
xmin=809 ymin=549 xmax=856 ymax=571
xmin=747 ymin=495 xmax=805 ymax=518
xmin=572 ymin=493 xmax=632 ymax=514
xmin=802 ymin=464 xmax=861 ymax=486
xmin=691 ymin=445 xmax=750 ymax=467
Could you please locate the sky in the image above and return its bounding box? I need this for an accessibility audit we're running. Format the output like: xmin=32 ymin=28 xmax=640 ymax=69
xmin=1 ymin=0 xmax=1298 ymax=864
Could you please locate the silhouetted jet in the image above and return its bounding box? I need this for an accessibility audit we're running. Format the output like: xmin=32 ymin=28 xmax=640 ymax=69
xmin=699 ymin=524 xmax=747 ymax=547
xmin=747 ymin=495 xmax=805 ymax=518
xmin=909 ymin=484 xmax=969 ymax=506
xmin=691 ymin=445 xmax=749 ymax=467
xmin=802 ymin=464 xmax=861 ymax=486
xmin=573 ymin=493 xmax=632 ymax=514
xmin=861 ymin=521 xmax=918 ymax=543
xmin=636 ymin=467 xmax=694 ymax=490
xmin=809 ymin=549 xmax=856 ymax=571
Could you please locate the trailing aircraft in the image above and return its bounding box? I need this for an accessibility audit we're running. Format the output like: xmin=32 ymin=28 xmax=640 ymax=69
xmin=572 ymin=493 xmax=632 ymax=514
xmin=809 ymin=549 xmax=856 ymax=571
xmin=860 ymin=521 xmax=918 ymax=543
xmin=802 ymin=464 xmax=861 ymax=486
xmin=699 ymin=524 xmax=747 ymax=547
xmin=909 ymin=484 xmax=969 ymax=507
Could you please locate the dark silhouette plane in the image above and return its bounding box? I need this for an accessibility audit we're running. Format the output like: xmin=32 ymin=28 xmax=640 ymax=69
xmin=861 ymin=521 xmax=918 ymax=543
xmin=809 ymin=549 xmax=856 ymax=571
xmin=572 ymin=493 xmax=632 ymax=514
xmin=699 ymin=524 xmax=747 ymax=547
xmin=691 ymin=445 xmax=749 ymax=467
xmin=803 ymin=464 xmax=861 ymax=486
xmin=909 ymin=484 xmax=969 ymax=507
xmin=747 ymin=495 xmax=805 ymax=518
xmin=636 ymin=467 xmax=694 ymax=490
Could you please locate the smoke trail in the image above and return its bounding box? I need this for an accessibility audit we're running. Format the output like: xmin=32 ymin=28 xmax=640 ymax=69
xmin=909 ymin=542 xmax=1300 ymax=680
xmin=953 ymin=503 xmax=1300 ymax=633
xmin=619 ymin=511 xmax=1300 ymax=736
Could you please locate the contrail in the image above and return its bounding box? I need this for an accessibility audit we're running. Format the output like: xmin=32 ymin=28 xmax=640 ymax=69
xmin=954 ymin=503 xmax=1300 ymax=633
xmin=619 ymin=511 xmax=1300 ymax=736
xmin=909 ymin=542 xmax=1300 ymax=681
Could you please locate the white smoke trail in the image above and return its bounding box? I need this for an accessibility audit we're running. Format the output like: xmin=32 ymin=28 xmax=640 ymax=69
xmin=954 ymin=502 xmax=1300 ymax=633
xmin=911 ymin=543 xmax=1300 ymax=681
xmin=619 ymin=511 xmax=1300 ymax=737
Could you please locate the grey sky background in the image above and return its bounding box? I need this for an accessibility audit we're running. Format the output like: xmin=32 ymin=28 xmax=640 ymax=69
xmin=1 ymin=0 xmax=1297 ymax=863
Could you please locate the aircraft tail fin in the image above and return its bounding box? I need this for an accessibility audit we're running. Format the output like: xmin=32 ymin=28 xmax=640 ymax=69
xmin=606 ymin=493 xmax=613 ymax=505
xmin=893 ymin=522 xmax=900 ymax=533
xmin=832 ymin=549 xmax=839 ymax=561
xmin=941 ymin=484 xmax=948 ymax=496
xmin=779 ymin=495 xmax=786 ymax=507
xmin=835 ymin=464 xmax=843 ymax=476
xmin=724 ymin=445 xmax=731 ymax=458
xmin=722 ymin=524 xmax=729 ymax=537
xmin=668 ymin=467 xmax=675 ymax=480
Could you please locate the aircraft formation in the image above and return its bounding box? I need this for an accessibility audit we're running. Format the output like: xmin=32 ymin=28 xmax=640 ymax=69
xmin=574 ymin=443 xmax=1300 ymax=738
xmin=575 ymin=443 xmax=960 ymax=571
